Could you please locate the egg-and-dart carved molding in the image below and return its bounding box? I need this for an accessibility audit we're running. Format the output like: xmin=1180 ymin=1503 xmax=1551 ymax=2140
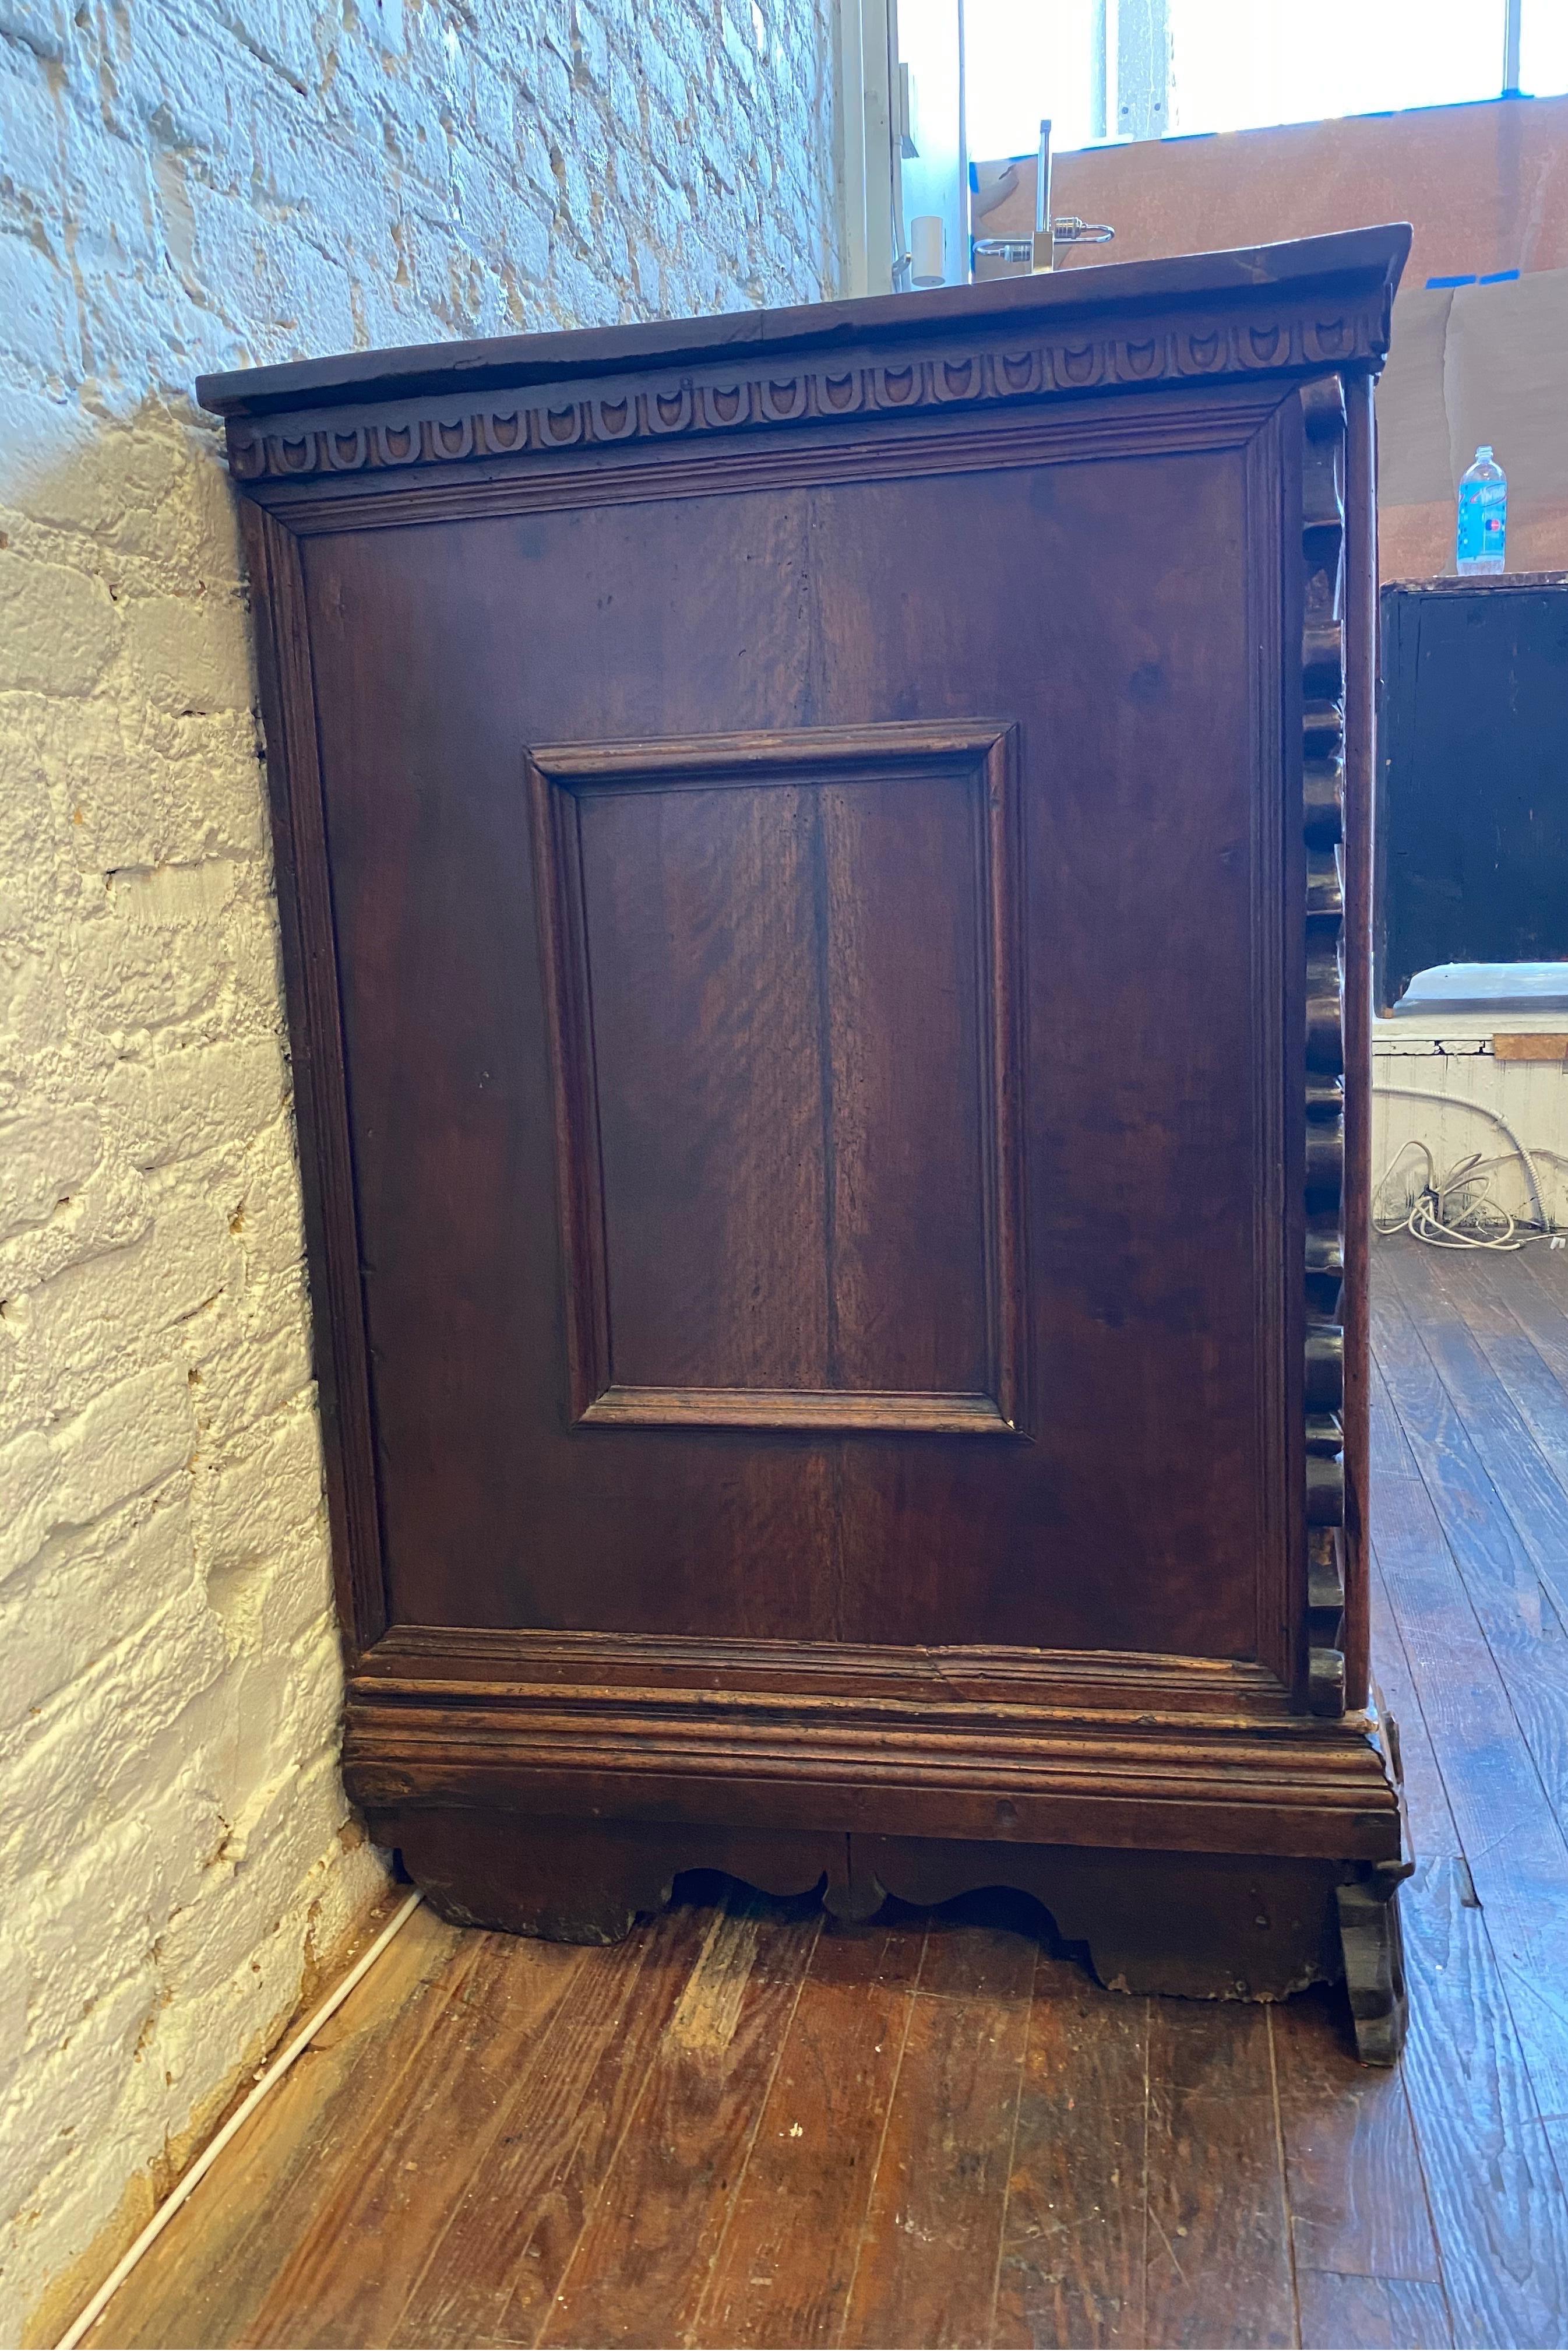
xmin=225 ymin=300 xmax=1390 ymax=481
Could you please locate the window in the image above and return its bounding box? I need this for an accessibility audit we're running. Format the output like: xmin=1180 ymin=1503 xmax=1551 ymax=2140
xmin=965 ymin=0 xmax=1568 ymax=165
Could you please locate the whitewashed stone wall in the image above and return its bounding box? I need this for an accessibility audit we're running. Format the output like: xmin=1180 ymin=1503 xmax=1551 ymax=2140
xmin=0 ymin=0 xmax=839 ymax=2332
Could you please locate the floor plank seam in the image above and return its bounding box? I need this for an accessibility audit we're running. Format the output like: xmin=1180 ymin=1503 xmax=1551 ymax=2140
xmin=1447 ymin=1259 xmax=1568 ymax=1487
xmin=1371 ymin=1332 xmax=1568 ymax=1856
xmin=683 ymin=1911 xmax=824 ymax=2348
xmin=829 ymin=1928 xmax=925 ymax=2350
xmin=1382 ymin=1248 xmax=1568 ymax=1642
xmin=984 ymin=1938 xmax=1040 ymax=2350
xmin=518 ymin=1921 xmax=706 ymax=2351
xmin=1397 ymin=2017 xmax=1460 ymax=2350
xmin=1266 ymin=2005 xmax=1306 ymax=2351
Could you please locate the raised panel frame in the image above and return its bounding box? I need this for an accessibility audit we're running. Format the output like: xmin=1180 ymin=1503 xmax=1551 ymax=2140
xmin=526 ymin=719 xmax=1028 ymax=1437
xmin=236 ymin=364 xmax=1370 ymax=1726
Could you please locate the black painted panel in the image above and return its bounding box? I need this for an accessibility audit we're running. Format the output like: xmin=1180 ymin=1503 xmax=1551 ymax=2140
xmin=1377 ymin=580 xmax=1568 ymax=1011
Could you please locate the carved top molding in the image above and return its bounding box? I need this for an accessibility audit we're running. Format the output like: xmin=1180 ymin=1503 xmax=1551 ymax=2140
xmin=202 ymin=222 xmax=1419 ymax=489
xmin=222 ymin=306 xmax=1390 ymax=484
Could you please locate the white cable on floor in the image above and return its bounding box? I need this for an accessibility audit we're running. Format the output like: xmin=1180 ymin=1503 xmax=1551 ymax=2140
xmin=1371 ymin=1080 xmax=1557 ymax=1235
xmin=1375 ymin=1140 xmax=1525 ymax=1250
xmin=55 ymin=1889 xmax=425 ymax=2351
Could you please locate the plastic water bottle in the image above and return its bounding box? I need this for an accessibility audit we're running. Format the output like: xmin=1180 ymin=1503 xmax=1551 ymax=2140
xmin=1456 ymin=446 xmax=1507 ymax=574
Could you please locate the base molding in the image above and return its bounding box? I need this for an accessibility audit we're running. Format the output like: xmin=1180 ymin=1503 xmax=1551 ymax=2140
xmin=356 ymin=1644 xmax=1411 ymax=2059
xmin=346 ymin=1632 xmax=1405 ymax=1864
xmin=372 ymin=1804 xmax=1408 ymax=2056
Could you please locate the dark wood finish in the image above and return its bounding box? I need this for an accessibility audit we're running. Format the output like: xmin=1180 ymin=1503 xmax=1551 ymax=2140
xmin=1334 ymin=1879 xmax=1407 ymax=2066
xmin=528 ymin=720 xmax=1026 ymax=1437
xmin=84 ymin=1247 xmax=1568 ymax=2351
xmin=284 ymin=392 xmax=1310 ymax=1660
xmin=238 ymin=504 xmax=387 ymax=1659
xmin=1429 ymin=1247 xmax=1568 ymax=1533
xmin=203 ymin=231 xmax=1411 ymax=2016
xmin=1383 ymin=1239 xmax=1568 ymax=1641
xmin=395 ymin=1811 xmax=848 ymax=1943
xmin=1398 ymin=1856 xmax=1568 ymax=2351
xmin=854 ymin=1839 xmax=1345 ymax=2002
xmin=389 ymin=1900 xmax=720 ymax=2349
xmin=244 ymin=1931 xmax=593 ymax=2350
xmin=386 ymin=1811 xmax=1357 ymax=2002
xmin=1143 ymin=2000 xmax=1296 ymax=2350
xmin=994 ymin=1952 xmax=1149 ymax=2349
xmin=1273 ymin=1982 xmax=1441 ymax=2290
xmin=195 ymin=225 xmax=1415 ymax=425
xmin=1298 ymin=370 xmax=1348 ymax=1743
xmin=1341 ymin=369 xmax=1376 ymax=1713
xmin=1294 ymin=2274 xmax=1453 ymax=2351
xmin=354 ymin=1641 xmax=1403 ymax=1871
xmin=1368 ymin=1553 xmax=1461 ymax=1863
xmin=1371 ymin=1253 xmax=1568 ymax=2142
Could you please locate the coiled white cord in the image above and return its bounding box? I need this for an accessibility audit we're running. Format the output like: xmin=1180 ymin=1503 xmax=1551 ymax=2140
xmin=1372 ymin=1081 xmax=1556 ymax=1233
xmin=1373 ymin=1122 xmax=1568 ymax=1254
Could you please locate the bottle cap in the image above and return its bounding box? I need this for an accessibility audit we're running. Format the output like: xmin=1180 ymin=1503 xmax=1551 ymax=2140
xmin=1477 ymin=445 xmax=1493 ymax=457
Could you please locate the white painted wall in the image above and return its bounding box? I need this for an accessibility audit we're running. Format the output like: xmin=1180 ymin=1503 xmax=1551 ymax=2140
xmin=0 ymin=0 xmax=840 ymax=2335
xmin=1373 ymin=1015 xmax=1568 ymax=1235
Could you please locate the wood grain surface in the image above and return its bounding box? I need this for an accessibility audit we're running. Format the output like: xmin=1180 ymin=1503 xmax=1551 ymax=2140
xmin=300 ymin=421 xmax=1295 ymax=1663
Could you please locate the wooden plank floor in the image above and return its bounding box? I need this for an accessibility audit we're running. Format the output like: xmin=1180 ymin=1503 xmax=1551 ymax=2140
xmin=86 ymin=1240 xmax=1568 ymax=2351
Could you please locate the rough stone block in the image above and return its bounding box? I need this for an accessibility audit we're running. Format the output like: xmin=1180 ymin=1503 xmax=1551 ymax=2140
xmin=77 ymin=1356 xmax=192 ymax=1494
xmin=186 ymin=1279 xmax=313 ymax=1447
xmin=103 ymin=1034 xmax=287 ymax=1171
xmin=26 ymin=1189 xmax=238 ymax=1381
xmin=0 ymin=42 xmax=62 ymax=198
xmin=0 ymin=546 xmax=119 ymax=696
xmin=0 ymin=224 xmax=81 ymax=383
xmin=0 ymin=1497 xmax=192 ymax=1736
xmin=0 ymin=1104 xmax=101 ymax=1243
xmin=196 ymin=1398 xmax=325 ymax=1582
xmin=0 ymin=1966 xmax=156 ymax=2222
xmin=119 ymin=590 xmax=252 ymax=717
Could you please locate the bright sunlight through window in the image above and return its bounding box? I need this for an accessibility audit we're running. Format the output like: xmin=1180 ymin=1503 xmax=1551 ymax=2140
xmin=966 ymin=0 xmax=1568 ymax=164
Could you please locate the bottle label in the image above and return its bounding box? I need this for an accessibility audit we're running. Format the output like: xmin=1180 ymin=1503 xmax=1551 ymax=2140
xmin=1457 ymin=481 xmax=1507 ymax=573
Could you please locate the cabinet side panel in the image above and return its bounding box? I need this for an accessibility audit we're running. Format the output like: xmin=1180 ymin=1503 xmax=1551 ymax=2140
xmin=242 ymin=506 xmax=386 ymax=1654
xmin=295 ymin=403 xmax=1296 ymax=1661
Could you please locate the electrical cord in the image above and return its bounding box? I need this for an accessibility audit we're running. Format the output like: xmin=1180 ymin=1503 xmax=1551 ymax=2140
xmin=1371 ymin=1080 xmax=1554 ymax=1229
xmin=1373 ymin=1132 xmax=1568 ymax=1252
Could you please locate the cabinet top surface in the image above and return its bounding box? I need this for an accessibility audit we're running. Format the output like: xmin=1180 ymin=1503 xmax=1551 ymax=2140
xmin=196 ymin=223 xmax=1410 ymax=423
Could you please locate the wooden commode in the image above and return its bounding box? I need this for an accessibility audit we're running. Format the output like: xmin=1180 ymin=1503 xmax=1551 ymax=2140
xmin=199 ymin=223 xmax=1413 ymax=2060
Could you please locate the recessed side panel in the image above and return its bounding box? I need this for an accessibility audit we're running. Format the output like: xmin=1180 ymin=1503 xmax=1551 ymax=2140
xmin=530 ymin=724 xmax=1024 ymax=1435
xmin=299 ymin=402 xmax=1294 ymax=1654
